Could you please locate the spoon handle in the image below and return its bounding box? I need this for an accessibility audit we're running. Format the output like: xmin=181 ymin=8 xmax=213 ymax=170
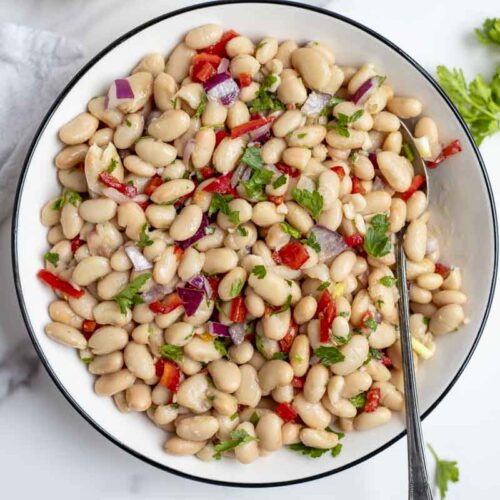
xmin=396 ymin=236 xmax=434 ymax=500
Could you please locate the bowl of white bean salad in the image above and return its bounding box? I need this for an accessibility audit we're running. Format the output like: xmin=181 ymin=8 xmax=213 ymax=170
xmin=12 ymin=0 xmax=497 ymax=487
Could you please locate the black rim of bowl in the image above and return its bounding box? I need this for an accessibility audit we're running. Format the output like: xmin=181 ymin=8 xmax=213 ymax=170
xmin=11 ymin=0 xmax=499 ymax=488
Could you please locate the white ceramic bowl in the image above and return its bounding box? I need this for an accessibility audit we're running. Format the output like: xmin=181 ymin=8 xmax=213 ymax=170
xmin=12 ymin=0 xmax=498 ymax=487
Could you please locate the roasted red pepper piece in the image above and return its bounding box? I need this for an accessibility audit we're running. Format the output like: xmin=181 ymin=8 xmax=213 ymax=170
xmin=193 ymin=52 xmax=222 ymax=66
xmin=401 ymin=174 xmax=426 ymax=201
xmin=351 ymin=176 xmax=366 ymax=194
xmin=381 ymin=354 xmax=393 ymax=368
xmin=37 ymin=269 xmax=84 ymax=298
xmin=98 ymin=172 xmax=138 ymax=197
xmin=330 ymin=166 xmax=346 ymax=180
xmin=363 ymin=387 xmax=381 ymax=413
xmin=155 ymin=358 xmax=165 ymax=378
xmin=199 ymin=166 xmax=216 ymax=179
xmin=276 ymin=162 xmax=300 ymax=178
xmin=204 ymin=30 xmax=239 ymax=57
xmin=344 ymin=233 xmax=364 ymax=247
xmin=229 ymin=296 xmax=247 ymax=323
xmin=82 ymin=320 xmax=97 ymax=340
xmin=159 ymin=360 xmax=181 ymax=392
xmin=231 ymin=117 xmax=272 ymax=138
xmin=202 ymin=173 xmax=235 ymax=195
xmin=279 ymin=321 xmax=297 ymax=353
xmin=238 ymin=72 xmax=252 ymax=88
xmin=215 ymin=129 xmax=230 ymax=146
xmin=268 ymin=195 xmax=284 ymax=205
xmin=317 ymin=290 xmax=336 ymax=343
xmin=70 ymin=236 xmax=84 ymax=254
xmin=426 ymin=139 xmax=462 ymax=168
xmin=292 ymin=376 xmax=305 ymax=389
xmin=275 ymin=402 xmax=298 ymax=422
xmin=434 ymin=262 xmax=451 ymax=278
xmin=144 ymin=175 xmax=163 ymax=196
xmin=277 ymin=241 xmax=309 ymax=270
xmin=149 ymin=293 xmax=183 ymax=314
xmin=192 ymin=60 xmax=217 ymax=83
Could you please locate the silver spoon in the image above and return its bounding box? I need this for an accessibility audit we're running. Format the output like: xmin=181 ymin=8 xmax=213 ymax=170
xmin=396 ymin=120 xmax=434 ymax=500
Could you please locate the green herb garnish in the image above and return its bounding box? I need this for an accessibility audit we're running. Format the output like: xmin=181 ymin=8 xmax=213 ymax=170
xmin=44 ymin=252 xmax=59 ymax=266
xmin=194 ymin=92 xmax=208 ymax=119
xmin=329 ymin=109 xmax=364 ymax=137
xmin=209 ymin=193 xmax=240 ymax=224
xmin=236 ymin=225 xmax=248 ymax=236
xmin=112 ymin=273 xmax=151 ymax=314
xmin=364 ymin=213 xmax=391 ymax=258
xmin=402 ymin=143 xmax=415 ymax=162
xmin=214 ymin=338 xmax=228 ymax=358
xmin=302 ymin=231 xmax=321 ymax=252
xmin=280 ymin=222 xmax=301 ymax=239
xmin=271 ymin=294 xmax=292 ymax=315
xmin=315 ymin=345 xmax=345 ymax=366
xmin=229 ymin=278 xmax=243 ymax=297
xmin=475 ymin=18 xmax=500 ymax=45
xmin=213 ymin=429 xmax=256 ymax=459
xmin=52 ymin=190 xmax=82 ymax=210
xmin=159 ymin=344 xmax=183 ymax=361
xmin=292 ymin=188 xmax=324 ymax=222
xmin=249 ymin=74 xmax=284 ymax=113
xmin=252 ymin=265 xmax=267 ymax=279
xmin=349 ymin=393 xmax=366 ymax=409
xmin=272 ymin=174 xmax=287 ymax=189
xmin=379 ymin=275 xmax=397 ymax=287
xmin=137 ymin=223 xmax=154 ymax=248
xmin=428 ymin=444 xmax=459 ymax=499
xmin=317 ymin=281 xmax=330 ymax=292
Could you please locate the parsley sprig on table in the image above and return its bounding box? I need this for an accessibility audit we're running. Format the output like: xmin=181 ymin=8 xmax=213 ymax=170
xmin=428 ymin=444 xmax=459 ymax=499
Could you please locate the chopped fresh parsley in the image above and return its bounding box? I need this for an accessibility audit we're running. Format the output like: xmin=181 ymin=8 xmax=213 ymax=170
xmin=214 ymin=338 xmax=228 ymax=357
xmin=249 ymin=411 xmax=260 ymax=426
xmin=137 ymin=223 xmax=154 ymax=248
xmin=338 ymin=311 xmax=349 ymax=318
xmin=320 ymin=96 xmax=345 ymax=118
xmin=364 ymin=318 xmax=378 ymax=331
xmin=248 ymin=74 xmax=284 ymax=114
xmin=213 ymin=429 xmax=256 ymax=459
xmin=329 ymin=109 xmax=364 ymax=137
xmin=229 ymin=278 xmax=243 ymax=297
xmin=376 ymin=299 xmax=385 ymax=309
xmin=292 ymin=188 xmax=324 ymax=222
xmin=379 ymin=275 xmax=397 ymax=287
xmin=402 ymin=143 xmax=415 ymax=162
xmin=241 ymin=146 xmax=263 ymax=170
xmin=112 ymin=273 xmax=151 ymax=314
xmin=194 ymin=92 xmax=208 ymax=119
xmin=364 ymin=214 xmax=391 ymax=258
xmin=236 ymin=225 xmax=248 ymax=236
xmin=44 ymin=252 xmax=59 ymax=266
xmin=230 ymin=412 xmax=239 ymax=421
xmin=159 ymin=344 xmax=183 ymax=362
xmin=317 ymin=281 xmax=330 ymax=292
xmin=271 ymin=294 xmax=292 ymax=315
xmin=369 ymin=347 xmax=383 ymax=360
xmin=423 ymin=316 xmax=431 ymax=326
xmin=280 ymin=222 xmax=301 ymax=240
xmin=107 ymin=158 xmax=118 ymax=173
xmin=272 ymin=174 xmax=287 ymax=189
xmin=125 ymin=118 xmax=132 ymax=128
xmin=302 ymin=231 xmax=321 ymax=252
xmin=209 ymin=193 xmax=240 ymax=224
xmin=52 ymin=190 xmax=82 ymax=210
xmin=272 ymin=351 xmax=289 ymax=361
xmin=289 ymin=442 xmax=343 ymax=458
xmin=315 ymin=345 xmax=345 ymax=366
xmin=81 ymin=357 xmax=93 ymax=365
xmin=297 ymin=132 xmax=307 ymax=139
xmin=349 ymin=393 xmax=366 ymax=409
xmin=255 ymin=333 xmax=268 ymax=358
xmin=240 ymin=147 xmax=273 ymax=201
xmin=475 ymin=17 xmax=500 ymax=45
xmin=428 ymin=444 xmax=459 ymax=499
xmin=252 ymin=265 xmax=267 ymax=279
xmin=332 ymin=331 xmax=352 ymax=346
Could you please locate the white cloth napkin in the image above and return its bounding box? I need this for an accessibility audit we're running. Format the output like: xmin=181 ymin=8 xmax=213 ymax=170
xmin=0 ymin=22 xmax=85 ymax=222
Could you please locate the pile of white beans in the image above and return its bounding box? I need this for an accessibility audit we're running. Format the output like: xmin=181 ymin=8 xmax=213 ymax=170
xmin=40 ymin=24 xmax=467 ymax=463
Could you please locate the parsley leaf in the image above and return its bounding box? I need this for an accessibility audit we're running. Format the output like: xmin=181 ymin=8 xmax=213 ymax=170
xmin=380 ymin=275 xmax=397 ymax=287
xmin=241 ymin=146 xmax=263 ymax=170
xmin=320 ymin=96 xmax=345 ymax=118
xmin=137 ymin=223 xmax=154 ymax=248
xmin=44 ymin=252 xmax=59 ymax=266
xmin=241 ymin=166 xmax=274 ymax=201
xmin=249 ymin=411 xmax=260 ymax=426
xmin=315 ymin=345 xmax=345 ymax=366
xmin=125 ymin=118 xmax=132 ymax=128
xmin=230 ymin=412 xmax=239 ymax=421
xmin=272 ymin=174 xmax=287 ymax=189
xmin=369 ymin=347 xmax=383 ymax=360
xmin=112 ymin=273 xmax=151 ymax=314
xmin=159 ymin=344 xmax=183 ymax=362
xmin=317 ymin=281 xmax=330 ymax=292
xmin=194 ymin=92 xmax=208 ymax=119
xmin=402 ymin=143 xmax=415 ymax=162
xmin=213 ymin=429 xmax=256 ymax=459
xmin=252 ymin=265 xmax=267 ymax=279
xmin=229 ymin=278 xmax=243 ymax=297
xmin=364 ymin=213 xmax=391 ymax=258
xmin=292 ymin=188 xmax=324 ymax=222
xmin=52 ymin=190 xmax=82 ymax=210
xmin=436 ymin=64 xmax=500 ymax=145
xmin=280 ymin=222 xmax=301 ymax=240
xmin=209 ymin=193 xmax=240 ymax=224
xmin=272 ymin=351 xmax=289 ymax=361
xmin=236 ymin=225 xmax=248 ymax=236
xmin=289 ymin=441 xmax=343 ymax=458
xmin=331 ymin=444 xmax=343 ymax=457
xmin=271 ymin=294 xmax=292 ymax=315
xmin=349 ymin=393 xmax=367 ymax=408
xmin=332 ymin=331 xmax=352 ymax=346
xmin=248 ymin=74 xmax=284 ymax=114
xmin=364 ymin=318 xmax=378 ymax=331
xmin=302 ymin=231 xmax=321 ymax=252
xmin=475 ymin=18 xmax=500 ymax=45
xmin=428 ymin=444 xmax=459 ymax=499
xmin=107 ymin=158 xmax=118 ymax=173
xmin=255 ymin=333 xmax=268 ymax=359
xmin=329 ymin=109 xmax=364 ymax=137
xmin=214 ymin=338 xmax=228 ymax=358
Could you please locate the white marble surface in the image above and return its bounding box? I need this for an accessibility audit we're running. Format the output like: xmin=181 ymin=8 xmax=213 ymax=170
xmin=1 ymin=0 xmax=500 ymax=498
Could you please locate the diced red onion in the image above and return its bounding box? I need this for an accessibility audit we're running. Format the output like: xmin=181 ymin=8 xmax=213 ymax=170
xmin=124 ymin=245 xmax=153 ymax=271
xmin=204 ymin=72 xmax=240 ymax=107
xmin=372 ymin=310 xmax=383 ymax=324
xmin=368 ymin=152 xmax=379 ymax=169
xmin=311 ymin=225 xmax=348 ymax=262
xmin=249 ymin=122 xmax=272 ymax=143
xmin=187 ymin=274 xmax=213 ymax=297
xmin=231 ymin=163 xmax=249 ymax=188
xmin=118 ymin=149 xmax=131 ymax=161
xmin=175 ymin=214 xmax=209 ymax=249
xmin=141 ymin=282 xmax=176 ymax=303
xmin=352 ymin=76 xmax=385 ymax=105
xmin=358 ymin=270 xmax=369 ymax=287
xmin=372 ymin=176 xmax=386 ymax=191
xmin=177 ymin=287 xmax=205 ymax=316
xmin=102 ymin=187 xmax=148 ymax=205
xmin=229 ymin=323 xmax=246 ymax=345
xmin=208 ymin=321 xmax=230 ymax=336
xmin=183 ymin=139 xmax=196 ymax=167
xmin=106 ymin=79 xmax=134 ymax=109
xmin=217 ymin=58 xmax=230 ymax=74
xmin=301 ymin=91 xmax=331 ymax=116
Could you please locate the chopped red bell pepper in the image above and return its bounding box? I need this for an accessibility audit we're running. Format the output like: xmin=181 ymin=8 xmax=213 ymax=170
xmin=401 ymin=174 xmax=426 ymax=201
xmin=149 ymin=293 xmax=183 ymax=314
xmin=279 ymin=321 xmax=297 ymax=353
xmin=292 ymin=376 xmax=305 ymax=389
xmin=137 ymin=200 xmax=150 ymax=211
xmin=276 ymin=162 xmax=300 ymax=178
xmin=344 ymin=233 xmax=364 ymax=248
xmin=204 ymin=30 xmax=239 ymax=57
xmin=275 ymin=402 xmax=298 ymax=423
xmin=199 ymin=166 xmax=216 ymax=179
xmin=434 ymin=262 xmax=451 ymax=278
xmin=363 ymin=387 xmax=381 ymax=413
xmin=381 ymin=354 xmax=393 ymax=368
xmin=426 ymin=139 xmax=462 ymax=168
xmin=229 ymin=296 xmax=247 ymax=323
xmin=192 ymin=60 xmax=217 ymax=83
xmin=193 ymin=52 xmax=222 ymax=66
xmin=37 ymin=269 xmax=84 ymax=298
xmin=98 ymin=172 xmax=138 ymax=197
xmin=159 ymin=360 xmax=181 ymax=392
xmin=70 ymin=236 xmax=84 ymax=254
xmin=144 ymin=175 xmax=163 ymax=196
xmin=351 ymin=176 xmax=366 ymax=194
xmin=331 ymin=166 xmax=346 ymax=180
xmin=268 ymin=195 xmax=284 ymax=205
xmin=155 ymin=358 xmax=165 ymax=378
xmin=277 ymin=241 xmax=309 ymax=270
xmin=207 ymin=275 xmax=222 ymax=299
xmin=317 ymin=290 xmax=336 ymax=343
xmin=203 ymin=173 xmax=235 ymax=194
xmin=173 ymin=245 xmax=183 ymax=259
xmin=82 ymin=320 xmax=97 ymax=340
xmin=215 ymin=129 xmax=230 ymax=146
xmin=238 ymin=72 xmax=252 ymax=88
xmin=231 ymin=117 xmax=272 ymax=138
